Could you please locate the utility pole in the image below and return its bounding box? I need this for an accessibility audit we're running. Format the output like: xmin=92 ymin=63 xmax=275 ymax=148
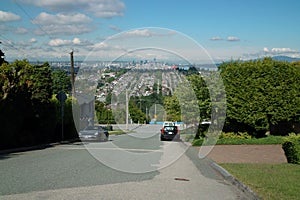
xmin=155 ymin=103 xmax=157 ymax=118
xmin=126 ymin=90 xmax=129 ymax=130
xmin=146 ymin=107 xmax=148 ymax=122
xmin=70 ymin=50 xmax=75 ymax=96
xmin=157 ymin=80 xmax=159 ymax=94
xmin=56 ymin=91 xmax=67 ymax=142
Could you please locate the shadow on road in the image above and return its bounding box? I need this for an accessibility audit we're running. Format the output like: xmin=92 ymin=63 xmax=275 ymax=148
xmin=185 ymin=146 xmax=224 ymax=181
xmin=0 ymin=153 xmax=15 ymax=160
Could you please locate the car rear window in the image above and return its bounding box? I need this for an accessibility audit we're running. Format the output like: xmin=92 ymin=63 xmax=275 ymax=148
xmin=164 ymin=126 xmax=176 ymax=131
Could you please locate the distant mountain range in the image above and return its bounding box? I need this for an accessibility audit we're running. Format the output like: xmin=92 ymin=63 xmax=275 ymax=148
xmin=271 ymin=56 xmax=300 ymax=62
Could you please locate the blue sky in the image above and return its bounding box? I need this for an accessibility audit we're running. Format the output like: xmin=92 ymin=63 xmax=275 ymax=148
xmin=1 ymin=0 xmax=300 ymax=63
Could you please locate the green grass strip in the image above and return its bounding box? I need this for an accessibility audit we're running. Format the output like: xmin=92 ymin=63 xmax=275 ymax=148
xmin=220 ymin=163 xmax=300 ymax=200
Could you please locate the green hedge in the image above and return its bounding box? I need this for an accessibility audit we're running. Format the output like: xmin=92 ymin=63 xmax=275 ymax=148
xmin=192 ymin=134 xmax=284 ymax=146
xmin=282 ymin=134 xmax=300 ymax=164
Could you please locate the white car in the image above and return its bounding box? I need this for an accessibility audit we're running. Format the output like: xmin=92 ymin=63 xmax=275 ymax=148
xmin=163 ymin=121 xmax=175 ymax=127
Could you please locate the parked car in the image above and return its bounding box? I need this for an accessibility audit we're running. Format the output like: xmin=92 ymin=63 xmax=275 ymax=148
xmin=79 ymin=126 xmax=109 ymax=142
xmin=163 ymin=121 xmax=176 ymax=127
xmin=160 ymin=125 xmax=180 ymax=141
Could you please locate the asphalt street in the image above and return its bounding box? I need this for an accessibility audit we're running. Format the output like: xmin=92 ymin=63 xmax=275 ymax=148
xmin=0 ymin=125 xmax=249 ymax=199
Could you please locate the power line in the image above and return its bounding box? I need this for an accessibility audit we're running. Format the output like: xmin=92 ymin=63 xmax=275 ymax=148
xmin=14 ymin=0 xmax=54 ymax=40
xmin=0 ymin=35 xmax=31 ymax=59
xmin=12 ymin=0 xmax=71 ymax=61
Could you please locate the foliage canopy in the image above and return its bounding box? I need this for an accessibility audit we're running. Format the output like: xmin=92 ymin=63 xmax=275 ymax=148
xmin=219 ymin=58 xmax=300 ymax=135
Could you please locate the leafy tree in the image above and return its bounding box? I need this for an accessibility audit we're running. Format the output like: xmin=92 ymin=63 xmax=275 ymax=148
xmin=29 ymin=62 xmax=55 ymax=142
xmin=176 ymin=65 xmax=199 ymax=76
xmin=107 ymin=77 xmax=115 ymax=83
xmin=105 ymin=91 xmax=112 ymax=105
xmin=0 ymin=60 xmax=56 ymax=149
xmin=187 ymin=74 xmax=211 ymax=121
xmin=220 ymin=58 xmax=300 ymax=135
xmin=153 ymin=82 xmax=162 ymax=95
xmin=51 ymin=70 xmax=71 ymax=94
xmin=95 ymin=100 xmax=115 ymax=124
xmin=163 ymin=95 xmax=181 ymax=121
xmin=52 ymin=95 xmax=79 ymax=140
xmin=129 ymin=97 xmax=146 ymax=123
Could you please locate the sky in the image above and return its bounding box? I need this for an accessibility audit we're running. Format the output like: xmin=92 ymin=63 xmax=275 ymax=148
xmin=1 ymin=0 xmax=300 ymax=63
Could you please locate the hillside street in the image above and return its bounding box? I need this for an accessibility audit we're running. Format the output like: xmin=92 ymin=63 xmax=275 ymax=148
xmin=0 ymin=125 xmax=249 ymax=200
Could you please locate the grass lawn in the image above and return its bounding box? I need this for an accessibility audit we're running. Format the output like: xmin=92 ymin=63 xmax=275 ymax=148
xmin=220 ymin=163 xmax=300 ymax=200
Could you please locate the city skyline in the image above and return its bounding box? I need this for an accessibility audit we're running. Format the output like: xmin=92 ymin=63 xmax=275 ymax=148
xmin=1 ymin=0 xmax=300 ymax=63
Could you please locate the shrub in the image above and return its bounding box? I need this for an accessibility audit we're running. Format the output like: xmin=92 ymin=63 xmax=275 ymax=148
xmin=220 ymin=132 xmax=252 ymax=139
xmin=282 ymin=133 xmax=300 ymax=164
xmin=192 ymin=135 xmax=284 ymax=146
xmin=192 ymin=138 xmax=204 ymax=146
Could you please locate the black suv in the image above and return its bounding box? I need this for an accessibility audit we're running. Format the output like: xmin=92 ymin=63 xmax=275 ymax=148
xmin=160 ymin=126 xmax=180 ymax=141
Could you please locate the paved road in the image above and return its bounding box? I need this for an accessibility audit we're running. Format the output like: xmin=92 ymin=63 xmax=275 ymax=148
xmin=0 ymin=125 xmax=248 ymax=199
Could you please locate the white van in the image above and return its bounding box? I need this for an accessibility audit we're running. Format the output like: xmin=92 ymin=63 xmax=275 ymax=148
xmin=163 ymin=121 xmax=175 ymax=127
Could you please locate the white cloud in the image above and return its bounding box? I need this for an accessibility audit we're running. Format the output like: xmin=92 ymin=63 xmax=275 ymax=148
xmin=271 ymin=47 xmax=297 ymax=53
xmin=263 ymin=47 xmax=269 ymax=52
xmin=88 ymin=0 xmax=125 ymax=18
xmin=227 ymin=36 xmax=240 ymax=42
xmin=210 ymin=36 xmax=223 ymax=41
xmin=20 ymin=0 xmax=125 ymax=18
xmin=91 ymin=42 xmax=109 ymax=50
xmin=29 ymin=38 xmax=37 ymax=43
xmin=33 ymin=12 xmax=91 ymax=25
xmin=243 ymin=47 xmax=300 ymax=60
xmin=48 ymin=38 xmax=90 ymax=47
xmin=48 ymin=39 xmax=72 ymax=46
xmin=109 ymin=25 xmax=121 ymax=32
xmin=34 ymin=24 xmax=93 ymax=35
xmin=261 ymin=47 xmax=299 ymax=56
xmin=89 ymin=42 xmax=124 ymax=52
xmin=72 ymin=38 xmax=81 ymax=45
xmin=209 ymin=36 xmax=240 ymax=42
xmin=124 ymin=29 xmax=154 ymax=37
xmin=9 ymin=38 xmax=39 ymax=49
xmin=19 ymin=0 xmax=79 ymax=10
xmin=15 ymin=27 xmax=28 ymax=34
xmin=32 ymin=12 xmax=93 ymax=35
xmin=107 ymin=29 xmax=176 ymax=40
xmin=0 ymin=11 xmax=21 ymax=22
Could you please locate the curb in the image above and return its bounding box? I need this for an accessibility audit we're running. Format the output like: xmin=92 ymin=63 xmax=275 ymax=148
xmin=210 ymin=161 xmax=262 ymax=200
xmin=0 ymin=139 xmax=79 ymax=155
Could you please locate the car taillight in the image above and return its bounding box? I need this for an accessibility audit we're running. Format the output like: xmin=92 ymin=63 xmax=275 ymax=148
xmin=161 ymin=128 xmax=164 ymax=134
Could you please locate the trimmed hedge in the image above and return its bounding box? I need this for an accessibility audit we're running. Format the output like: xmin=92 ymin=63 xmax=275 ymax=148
xmin=192 ymin=134 xmax=284 ymax=146
xmin=282 ymin=134 xmax=300 ymax=164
